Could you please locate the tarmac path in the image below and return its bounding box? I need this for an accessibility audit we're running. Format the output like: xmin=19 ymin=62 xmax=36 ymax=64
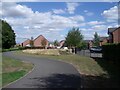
xmin=2 ymin=51 xmax=81 ymax=89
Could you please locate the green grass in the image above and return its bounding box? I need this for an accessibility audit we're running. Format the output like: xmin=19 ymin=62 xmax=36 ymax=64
xmin=42 ymin=55 xmax=107 ymax=76
xmin=2 ymin=56 xmax=33 ymax=87
xmin=2 ymin=70 xmax=26 ymax=86
xmin=16 ymin=51 xmax=107 ymax=76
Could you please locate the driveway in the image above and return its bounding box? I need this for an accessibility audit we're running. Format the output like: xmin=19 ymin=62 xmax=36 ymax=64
xmin=2 ymin=51 xmax=81 ymax=88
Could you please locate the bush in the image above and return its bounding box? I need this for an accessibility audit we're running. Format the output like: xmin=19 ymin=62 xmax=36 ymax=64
xmin=102 ymin=43 xmax=120 ymax=63
xmin=2 ymin=47 xmax=26 ymax=52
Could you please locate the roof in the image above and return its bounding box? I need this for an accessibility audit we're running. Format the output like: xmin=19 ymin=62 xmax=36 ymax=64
xmin=84 ymin=40 xmax=93 ymax=43
xmin=59 ymin=40 xmax=65 ymax=43
xmin=99 ymin=37 xmax=108 ymax=41
xmin=108 ymin=26 xmax=120 ymax=34
xmin=84 ymin=40 xmax=91 ymax=43
xmin=22 ymin=39 xmax=30 ymax=43
xmin=34 ymin=35 xmax=48 ymax=42
xmin=108 ymin=28 xmax=117 ymax=34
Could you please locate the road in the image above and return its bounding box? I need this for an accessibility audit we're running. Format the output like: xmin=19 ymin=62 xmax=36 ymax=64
xmin=2 ymin=51 xmax=81 ymax=89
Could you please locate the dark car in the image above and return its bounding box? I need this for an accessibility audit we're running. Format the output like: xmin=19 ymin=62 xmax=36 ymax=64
xmin=90 ymin=46 xmax=102 ymax=53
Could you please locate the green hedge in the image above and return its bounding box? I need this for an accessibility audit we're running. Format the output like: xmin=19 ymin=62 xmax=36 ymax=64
xmin=2 ymin=47 xmax=26 ymax=52
xmin=102 ymin=43 xmax=120 ymax=63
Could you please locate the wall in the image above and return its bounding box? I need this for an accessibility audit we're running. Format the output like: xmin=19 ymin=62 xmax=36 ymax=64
xmin=34 ymin=36 xmax=49 ymax=47
xmin=22 ymin=39 xmax=30 ymax=47
xmin=113 ymin=28 xmax=120 ymax=43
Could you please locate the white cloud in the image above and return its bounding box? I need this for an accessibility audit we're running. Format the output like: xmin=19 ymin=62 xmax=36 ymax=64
xmin=86 ymin=12 xmax=94 ymax=16
xmin=92 ymin=25 xmax=107 ymax=30
xmin=2 ymin=2 xmax=33 ymax=18
xmin=66 ymin=2 xmax=79 ymax=14
xmin=2 ymin=2 xmax=86 ymax=42
xmin=87 ymin=21 xmax=105 ymax=26
xmin=102 ymin=6 xmax=118 ymax=22
xmin=52 ymin=9 xmax=65 ymax=14
xmin=2 ymin=2 xmax=116 ymax=42
xmin=69 ymin=15 xmax=85 ymax=22
xmin=84 ymin=10 xmax=94 ymax=16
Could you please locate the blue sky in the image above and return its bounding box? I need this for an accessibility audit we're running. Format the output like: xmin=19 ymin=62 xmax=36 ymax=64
xmin=1 ymin=2 xmax=119 ymax=43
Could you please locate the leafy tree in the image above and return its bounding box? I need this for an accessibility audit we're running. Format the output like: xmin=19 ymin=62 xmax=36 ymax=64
xmin=54 ymin=40 xmax=59 ymax=46
xmin=65 ymin=27 xmax=83 ymax=48
xmin=41 ymin=39 xmax=47 ymax=49
xmin=93 ymin=32 xmax=100 ymax=46
xmin=1 ymin=19 xmax=16 ymax=49
xmin=77 ymin=41 xmax=87 ymax=49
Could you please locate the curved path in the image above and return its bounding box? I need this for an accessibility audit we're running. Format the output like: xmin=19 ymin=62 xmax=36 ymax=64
xmin=2 ymin=51 xmax=81 ymax=88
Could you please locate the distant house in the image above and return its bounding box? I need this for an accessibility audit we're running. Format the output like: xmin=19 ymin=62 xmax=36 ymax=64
xmin=88 ymin=40 xmax=94 ymax=48
xmin=99 ymin=37 xmax=109 ymax=46
xmin=21 ymin=39 xmax=30 ymax=47
xmin=108 ymin=27 xmax=120 ymax=43
xmin=21 ymin=35 xmax=49 ymax=47
xmin=59 ymin=40 xmax=65 ymax=48
xmin=33 ymin=35 xmax=49 ymax=47
xmin=84 ymin=40 xmax=93 ymax=49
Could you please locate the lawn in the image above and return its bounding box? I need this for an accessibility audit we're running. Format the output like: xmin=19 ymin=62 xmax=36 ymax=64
xmin=17 ymin=50 xmax=120 ymax=88
xmin=2 ymin=56 xmax=34 ymax=87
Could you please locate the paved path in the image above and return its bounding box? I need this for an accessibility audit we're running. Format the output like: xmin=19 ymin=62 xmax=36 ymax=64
xmin=2 ymin=51 xmax=81 ymax=88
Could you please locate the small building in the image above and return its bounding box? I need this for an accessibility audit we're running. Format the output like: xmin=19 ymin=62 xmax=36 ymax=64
xmin=21 ymin=39 xmax=30 ymax=47
xmin=88 ymin=40 xmax=94 ymax=48
xmin=108 ymin=27 xmax=120 ymax=43
xmin=59 ymin=40 xmax=65 ymax=48
xmin=33 ymin=35 xmax=49 ymax=47
xmin=84 ymin=40 xmax=93 ymax=49
xmin=21 ymin=35 xmax=49 ymax=47
xmin=99 ymin=37 xmax=109 ymax=46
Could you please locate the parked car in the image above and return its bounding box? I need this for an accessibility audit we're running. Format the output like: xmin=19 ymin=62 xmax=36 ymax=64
xmin=90 ymin=46 xmax=102 ymax=53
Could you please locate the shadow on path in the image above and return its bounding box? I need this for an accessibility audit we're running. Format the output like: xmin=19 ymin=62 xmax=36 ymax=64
xmin=25 ymin=73 xmax=81 ymax=88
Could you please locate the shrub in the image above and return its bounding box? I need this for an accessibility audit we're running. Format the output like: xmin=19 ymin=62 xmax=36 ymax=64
xmin=102 ymin=43 xmax=120 ymax=63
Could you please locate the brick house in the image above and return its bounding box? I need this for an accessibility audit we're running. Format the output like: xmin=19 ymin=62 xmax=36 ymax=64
xmin=33 ymin=35 xmax=49 ymax=47
xmin=88 ymin=40 xmax=94 ymax=48
xmin=108 ymin=27 xmax=120 ymax=43
xmin=99 ymin=37 xmax=109 ymax=46
xmin=21 ymin=39 xmax=30 ymax=47
xmin=21 ymin=35 xmax=49 ymax=47
xmin=84 ymin=40 xmax=93 ymax=49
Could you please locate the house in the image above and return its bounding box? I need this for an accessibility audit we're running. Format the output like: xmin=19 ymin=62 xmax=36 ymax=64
xmin=21 ymin=39 xmax=30 ymax=47
xmin=33 ymin=35 xmax=49 ymax=47
xmin=99 ymin=37 xmax=109 ymax=46
xmin=88 ymin=40 xmax=94 ymax=48
xmin=108 ymin=27 xmax=120 ymax=43
xmin=84 ymin=40 xmax=93 ymax=49
xmin=59 ymin=40 xmax=65 ymax=48
xmin=21 ymin=35 xmax=49 ymax=47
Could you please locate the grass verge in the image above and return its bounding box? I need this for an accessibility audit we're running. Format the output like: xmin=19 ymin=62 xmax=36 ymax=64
xmin=2 ymin=56 xmax=33 ymax=87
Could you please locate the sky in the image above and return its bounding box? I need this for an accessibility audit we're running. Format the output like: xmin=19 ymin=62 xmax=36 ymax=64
xmin=1 ymin=1 xmax=119 ymax=43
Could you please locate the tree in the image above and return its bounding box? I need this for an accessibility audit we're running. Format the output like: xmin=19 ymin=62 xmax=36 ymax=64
xmin=65 ymin=27 xmax=83 ymax=48
xmin=41 ymin=39 xmax=47 ymax=49
xmin=54 ymin=40 xmax=59 ymax=46
xmin=77 ymin=41 xmax=87 ymax=49
xmin=65 ymin=27 xmax=83 ymax=54
xmin=1 ymin=19 xmax=16 ymax=49
xmin=93 ymin=32 xmax=100 ymax=46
